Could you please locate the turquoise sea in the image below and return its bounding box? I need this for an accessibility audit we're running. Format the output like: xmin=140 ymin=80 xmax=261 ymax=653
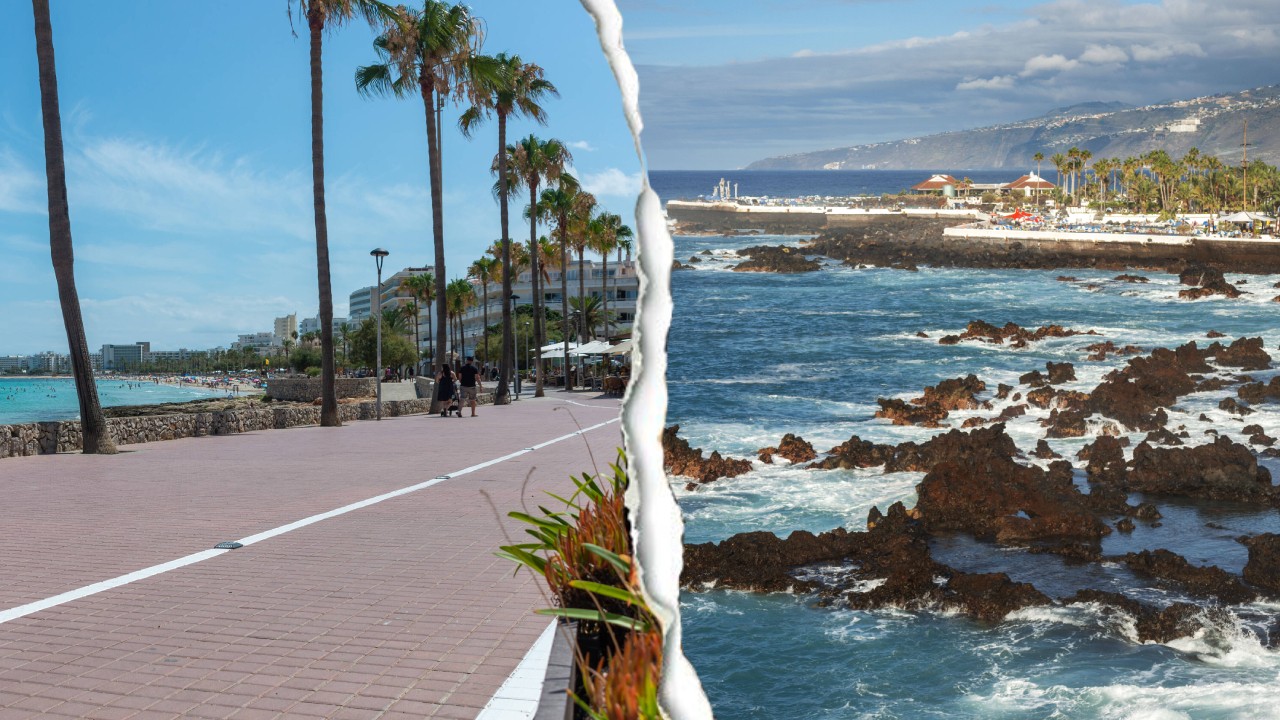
xmin=0 ymin=378 xmax=220 ymax=425
xmin=652 ymin=172 xmax=1280 ymax=719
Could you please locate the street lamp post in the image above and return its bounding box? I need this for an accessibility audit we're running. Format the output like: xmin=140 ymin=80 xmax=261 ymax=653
xmin=510 ymin=294 xmax=520 ymax=399
xmin=371 ymin=248 xmax=389 ymax=420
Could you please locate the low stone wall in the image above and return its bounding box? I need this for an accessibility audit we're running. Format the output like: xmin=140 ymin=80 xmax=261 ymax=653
xmin=0 ymin=397 xmax=444 ymax=459
xmin=414 ymin=376 xmax=497 ymax=407
xmin=265 ymin=377 xmax=377 ymax=402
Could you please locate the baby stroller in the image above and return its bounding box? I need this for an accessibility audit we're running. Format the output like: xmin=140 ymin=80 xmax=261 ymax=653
xmin=439 ymin=388 xmax=463 ymax=418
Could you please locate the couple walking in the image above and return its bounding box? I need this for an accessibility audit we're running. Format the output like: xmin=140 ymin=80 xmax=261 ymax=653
xmin=435 ymin=357 xmax=482 ymax=417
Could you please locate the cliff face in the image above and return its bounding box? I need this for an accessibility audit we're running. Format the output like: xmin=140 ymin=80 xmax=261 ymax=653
xmin=748 ymin=86 xmax=1280 ymax=171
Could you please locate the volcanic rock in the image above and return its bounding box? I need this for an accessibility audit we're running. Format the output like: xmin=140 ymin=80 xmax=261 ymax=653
xmin=1066 ymin=590 xmax=1231 ymax=644
xmin=681 ymin=528 xmax=861 ymax=593
xmin=1143 ymin=427 xmax=1184 ymax=446
xmin=1207 ymin=330 xmax=1227 ymax=338
xmin=1218 ymin=397 xmax=1254 ymax=416
xmin=1238 ymin=377 xmax=1280 ymax=404
xmin=1114 ymin=274 xmax=1149 ymax=283
xmin=1123 ymin=549 xmax=1256 ymax=604
xmin=941 ymin=573 xmax=1052 ymax=622
xmin=1046 ymin=362 xmax=1077 ymax=384
xmin=1084 ymin=341 xmax=1143 ymax=361
xmin=913 ymin=375 xmax=987 ymax=412
xmin=757 ymin=433 xmax=817 ymax=465
xmin=663 ymin=425 xmax=753 ymax=487
xmin=1043 ymin=408 xmax=1090 ymax=438
xmin=943 ymin=320 xmax=1097 ymax=347
xmin=915 ymin=445 xmax=1107 ymax=547
xmin=996 ymin=384 xmax=1013 ymax=400
xmin=810 ymin=434 xmax=897 ymax=470
xmin=883 ymin=424 xmax=1020 ymax=474
xmin=1208 ymin=337 xmax=1271 ymax=371
xmin=732 ymin=245 xmax=821 ymax=273
xmin=1087 ymin=342 xmax=1212 ymax=431
xmin=1019 ymin=371 xmax=1048 ymax=386
xmin=1128 ymin=436 xmax=1276 ymax=505
xmin=1242 ymin=534 xmax=1280 ymax=595
xmin=1032 ymin=440 xmax=1060 ymax=459
xmin=875 ymin=398 xmax=948 ymax=427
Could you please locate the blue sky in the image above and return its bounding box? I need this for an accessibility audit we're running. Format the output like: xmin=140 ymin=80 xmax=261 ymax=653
xmin=0 ymin=1 xmax=641 ymax=354
xmin=619 ymin=0 xmax=1280 ymax=168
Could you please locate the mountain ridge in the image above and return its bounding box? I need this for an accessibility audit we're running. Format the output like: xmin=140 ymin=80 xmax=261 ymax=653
xmin=746 ymin=86 xmax=1279 ymax=171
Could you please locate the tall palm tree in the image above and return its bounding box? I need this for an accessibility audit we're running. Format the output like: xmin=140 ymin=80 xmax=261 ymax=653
xmin=1050 ymin=152 xmax=1066 ymax=198
xmin=398 ymin=272 xmax=434 ymax=368
xmin=468 ymin=256 xmax=498 ymax=365
xmin=592 ymin=212 xmax=630 ymax=341
xmin=460 ymin=53 xmax=557 ymax=405
xmin=506 ymin=135 xmax=571 ymax=396
xmin=355 ymin=1 xmax=482 ymax=406
xmin=31 ymin=0 xmax=115 ymax=454
xmin=1033 ymin=151 xmax=1044 ymax=181
xmin=537 ymin=176 xmax=586 ymax=390
xmin=569 ymin=192 xmax=599 ymax=343
xmin=445 ymin=277 xmax=475 ymax=367
xmin=292 ymin=0 xmax=397 ymax=427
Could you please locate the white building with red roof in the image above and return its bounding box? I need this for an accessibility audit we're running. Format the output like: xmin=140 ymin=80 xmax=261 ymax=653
xmin=1004 ymin=173 xmax=1055 ymax=196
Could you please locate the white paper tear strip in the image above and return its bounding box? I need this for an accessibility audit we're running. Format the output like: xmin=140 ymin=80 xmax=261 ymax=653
xmin=578 ymin=1 xmax=716 ymax=718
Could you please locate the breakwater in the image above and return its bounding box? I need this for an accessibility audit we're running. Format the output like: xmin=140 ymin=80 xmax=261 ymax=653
xmin=812 ymin=222 xmax=1280 ymax=274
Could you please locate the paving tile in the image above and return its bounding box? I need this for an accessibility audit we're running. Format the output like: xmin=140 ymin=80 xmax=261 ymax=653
xmin=0 ymin=397 xmax=621 ymax=719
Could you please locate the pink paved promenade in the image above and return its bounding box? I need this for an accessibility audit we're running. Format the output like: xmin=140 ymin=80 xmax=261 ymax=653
xmin=0 ymin=395 xmax=623 ymax=719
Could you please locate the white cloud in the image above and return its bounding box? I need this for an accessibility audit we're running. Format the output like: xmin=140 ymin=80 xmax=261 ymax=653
xmin=1079 ymin=43 xmax=1129 ymax=64
xmin=568 ymin=140 xmax=597 ymax=152
xmin=1020 ymin=53 xmax=1079 ymax=77
xmin=578 ymin=167 xmax=644 ymax=199
xmin=0 ymin=149 xmax=45 ymax=215
xmin=957 ymin=75 xmax=1017 ymax=91
xmin=1130 ymin=41 xmax=1206 ymax=62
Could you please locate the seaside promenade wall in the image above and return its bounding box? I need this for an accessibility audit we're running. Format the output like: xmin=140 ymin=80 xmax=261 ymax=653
xmin=0 ymin=383 xmax=503 ymax=458
xmin=938 ymin=227 xmax=1280 ymax=272
xmin=666 ymin=200 xmax=981 ymax=234
xmin=265 ymin=377 xmax=376 ymax=402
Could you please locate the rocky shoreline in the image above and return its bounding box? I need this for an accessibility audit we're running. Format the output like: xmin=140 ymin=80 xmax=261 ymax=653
xmin=671 ymin=212 xmax=1280 ymax=275
xmin=669 ymin=333 xmax=1280 ymax=648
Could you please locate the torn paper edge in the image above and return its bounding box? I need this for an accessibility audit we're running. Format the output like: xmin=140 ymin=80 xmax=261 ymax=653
xmin=578 ymin=1 xmax=715 ymax=718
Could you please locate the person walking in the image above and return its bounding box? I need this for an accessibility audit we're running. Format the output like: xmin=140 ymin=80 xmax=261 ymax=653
xmin=459 ymin=356 xmax=482 ymax=417
xmin=435 ymin=364 xmax=457 ymax=418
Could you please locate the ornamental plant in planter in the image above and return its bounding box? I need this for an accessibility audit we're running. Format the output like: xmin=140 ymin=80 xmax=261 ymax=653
xmin=498 ymin=452 xmax=663 ymax=719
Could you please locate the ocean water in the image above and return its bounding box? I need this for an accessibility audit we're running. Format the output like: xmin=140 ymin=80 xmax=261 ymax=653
xmin=649 ymin=169 xmax=1018 ymax=202
xmin=662 ymin=226 xmax=1280 ymax=717
xmin=0 ymin=378 xmax=221 ymax=424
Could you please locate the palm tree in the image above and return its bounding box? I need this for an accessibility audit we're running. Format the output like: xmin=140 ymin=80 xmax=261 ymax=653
xmin=1033 ymin=151 xmax=1044 ymax=181
xmin=31 ymin=0 xmax=115 ymax=454
xmin=398 ymin=272 xmax=434 ymax=368
xmin=537 ymin=176 xmax=585 ymax=390
xmin=355 ymin=1 xmax=482 ymax=405
xmin=445 ymin=277 xmax=475 ymax=367
xmin=1050 ymin=152 xmax=1065 ymax=197
xmin=569 ymin=192 xmax=599 ymax=343
xmin=460 ymin=53 xmax=557 ymax=405
xmin=291 ymin=0 xmax=397 ymax=426
xmin=568 ymin=296 xmax=610 ymax=341
xmin=468 ymin=256 xmax=498 ymax=365
xmin=506 ymin=135 xmax=572 ymax=396
xmin=592 ymin=212 xmax=630 ymax=340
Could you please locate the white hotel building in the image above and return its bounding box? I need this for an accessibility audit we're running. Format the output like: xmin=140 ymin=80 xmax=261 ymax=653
xmin=450 ymin=258 xmax=639 ymax=359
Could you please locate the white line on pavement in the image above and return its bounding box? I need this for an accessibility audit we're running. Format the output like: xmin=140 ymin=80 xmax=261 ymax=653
xmin=0 ymin=417 xmax=621 ymax=626
xmin=476 ymin=620 xmax=558 ymax=720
